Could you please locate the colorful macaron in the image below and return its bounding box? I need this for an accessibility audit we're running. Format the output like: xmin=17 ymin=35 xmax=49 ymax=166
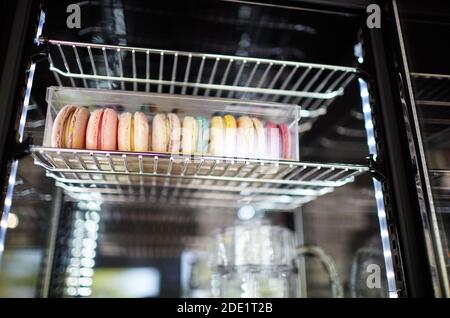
xmin=196 ymin=117 xmax=209 ymax=154
xmin=152 ymin=113 xmax=181 ymax=153
xmin=51 ymin=105 xmax=90 ymax=149
xmin=224 ymin=114 xmax=237 ymax=157
xmin=252 ymin=117 xmax=266 ymax=159
xmin=181 ymin=116 xmax=198 ymax=155
xmin=209 ymin=116 xmax=224 ymax=156
xmin=86 ymin=108 xmax=118 ymax=151
xmin=168 ymin=113 xmax=181 ymax=153
xmin=236 ymin=116 xmax=255 ymax=158
xmin=151 ymin=114 xmax=168 ymax=152
xmin=278 ymin=123 xmax=291 ymax=159
xmin=118 ymin=112 xmax=149 ymax=152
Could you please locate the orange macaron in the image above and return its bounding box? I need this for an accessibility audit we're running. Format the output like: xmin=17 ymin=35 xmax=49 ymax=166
xmin=51 ymin=105 xmax=90 ymax=149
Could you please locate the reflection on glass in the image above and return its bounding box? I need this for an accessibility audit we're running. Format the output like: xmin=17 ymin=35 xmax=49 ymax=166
xmin=0 ymin=250 xmax=42 ymax=298
xmin=91 ymin=268 xmax=161 ymax=298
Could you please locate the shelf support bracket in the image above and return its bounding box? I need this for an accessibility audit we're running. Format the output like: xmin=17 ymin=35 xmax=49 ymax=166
xmin=367 ymin=154 xmax=386 ymax=182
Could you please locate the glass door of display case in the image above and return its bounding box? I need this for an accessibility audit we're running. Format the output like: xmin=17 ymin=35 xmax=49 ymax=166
xmin=393 ymin=0 xmax=450 ymax=297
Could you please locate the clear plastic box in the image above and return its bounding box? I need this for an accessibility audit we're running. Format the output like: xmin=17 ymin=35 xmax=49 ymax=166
xmin=43 ymin=86 xmax=300 ymax=161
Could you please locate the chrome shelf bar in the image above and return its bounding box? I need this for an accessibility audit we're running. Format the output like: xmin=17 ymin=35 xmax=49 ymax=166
xmin=44 ymin=39 xmax=357 ymax=119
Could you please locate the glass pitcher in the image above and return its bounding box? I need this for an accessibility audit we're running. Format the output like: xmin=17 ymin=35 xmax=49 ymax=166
xmin=209 ymin=221 xmax=343 ymax=298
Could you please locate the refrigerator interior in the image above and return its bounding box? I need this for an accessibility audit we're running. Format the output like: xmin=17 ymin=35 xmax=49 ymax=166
xmin=0 ymin=0 xmax=392 ymax=298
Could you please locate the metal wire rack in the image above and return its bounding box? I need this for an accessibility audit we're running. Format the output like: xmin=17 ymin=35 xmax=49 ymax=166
xmin=411 ymin=72 xmax=450 ymax=106
xmin=31 ymin=147 xmax=368 ymax=210
xmin=409 ymin=73 xmax=450 ymax=150
xmin=44 ymin=39 xmax=357 ymax=119
xmin=429 ymin=169 xmax=450 ymax=214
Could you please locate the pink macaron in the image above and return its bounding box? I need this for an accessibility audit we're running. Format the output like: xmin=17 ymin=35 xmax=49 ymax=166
xmin=86 ymin=108 xmax=118 ymax=151
xmin=278 ymin=123 xmax=291 ymax=159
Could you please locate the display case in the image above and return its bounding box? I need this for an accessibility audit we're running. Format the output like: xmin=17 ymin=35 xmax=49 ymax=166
xmin=1 ymin=0 xmax=448 ymax=299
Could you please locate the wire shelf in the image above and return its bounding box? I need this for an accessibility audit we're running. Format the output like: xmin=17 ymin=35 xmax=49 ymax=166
xmin=409 ymin=73 xmax=450 ymax=150
xmin=31 ymin=147 xmax=368 ymax=210
xmin=430 ymin=169 xmax=450 ymax=196
xmin=428 ymin=169 xmax=450 ymax=214
xmin=411 ymin=72 xmax=450 ymax=106
xmin=44 ymin=39 xmax=357 ymax=119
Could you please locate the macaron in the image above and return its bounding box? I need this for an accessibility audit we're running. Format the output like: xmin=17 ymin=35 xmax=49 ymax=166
xmin=196 ymin=117 xmax=209 ymax=154
xmin=209 ymin=116 xmax=224 ymax=156
xmin=181 ymin=116 xmax=198 ymax=155
xmin=224 ymin=114 xmax=237 ymax=157
xmin=148 ymin=130 xmax=152 ymax=152
xmin=265 ymin=121 xmax=280 ymax=159
xmin=118 ymin=112 xmax=149 ymax=152
xmin=86 ymin=108 xmax=118 ymax=151
xmin=51 ymin=105 xmax=90 ymax=149
xmin=251 ymin=117 xmax=266 ymax=159
xmin=168 ymin=113 xmax=181 ymax=153
xmin=237 ymin=116 xmax=255 ymax=158
xmin=152 ymin=113 xmax=169 ymax=152
xmin=278 ymin=123 xmax=291 ymax=159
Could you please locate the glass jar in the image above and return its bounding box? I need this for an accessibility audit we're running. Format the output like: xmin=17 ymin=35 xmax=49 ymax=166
xmin=209 ymin=221 xmax=343 ymax=298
